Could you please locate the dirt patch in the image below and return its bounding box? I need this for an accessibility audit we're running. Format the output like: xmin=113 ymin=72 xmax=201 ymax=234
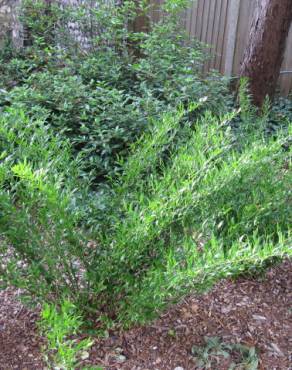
xmin=0 ymin=287 xmax=43 ymax=370
xmin=0 ymin=260 xmax=291 ymax=370
xmin=87 ymin=260 xmax=292 ymax=370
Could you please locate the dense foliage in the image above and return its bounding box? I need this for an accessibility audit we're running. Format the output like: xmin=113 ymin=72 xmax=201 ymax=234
xmin=0 ymin=0 xmax=291 ymax=330
xmin=0 ymin=0 xmax=230 ymax=182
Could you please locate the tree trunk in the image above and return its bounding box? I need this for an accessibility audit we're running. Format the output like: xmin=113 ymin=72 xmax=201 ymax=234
xmin=240 ymin=0 xmax=292 ymax=107
xmin=127 ymin=1 xmax=150 ymax=57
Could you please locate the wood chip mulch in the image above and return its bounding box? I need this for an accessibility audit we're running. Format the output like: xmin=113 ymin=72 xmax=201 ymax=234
xmin=0 ymin=288 xmax=43 ymax=370
xmin=0 ymin=260 xmax=291 ymax=370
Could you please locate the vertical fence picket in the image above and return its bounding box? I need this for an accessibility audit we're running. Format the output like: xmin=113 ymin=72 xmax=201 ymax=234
xmin=0 ymin=0 xmax=291 ymax=95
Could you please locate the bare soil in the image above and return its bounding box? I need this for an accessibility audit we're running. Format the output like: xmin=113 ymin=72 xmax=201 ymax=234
xmin=0 ymin=260 xmax=291 ymax=370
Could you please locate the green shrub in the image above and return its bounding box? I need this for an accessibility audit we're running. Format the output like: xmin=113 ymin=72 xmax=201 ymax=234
xmin=0 ymin=107 xmax=92 ymax=301
xmin=0 ymin=102 xmax=290 ymax=328
xmin=0 ymin=0 xmax=291 ymax=330
xmin=91 ymin=108 xmax=291 ymax=324
xmin=2 ymin=71 xmax=153 ymax=180
xmin=0 ymin=0 xmax=231 ymax=181
xmin=39 ymin=300 xmax=93 ymax=369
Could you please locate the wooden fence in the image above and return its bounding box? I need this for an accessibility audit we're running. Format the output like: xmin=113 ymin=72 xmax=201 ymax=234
xmin=151 ymin=0 xmax=292 ymax=96
xmin=1 ymin=0 xmax=291 ymax=95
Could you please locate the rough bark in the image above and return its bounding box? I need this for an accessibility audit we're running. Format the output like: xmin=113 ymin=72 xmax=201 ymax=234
xmin=127 ymin=0 xmax=150 ymax=57
xmin=0 ymin=0 xmax=22 ymax=48
xmin=240 ymin=0 xmax=292 ymax=106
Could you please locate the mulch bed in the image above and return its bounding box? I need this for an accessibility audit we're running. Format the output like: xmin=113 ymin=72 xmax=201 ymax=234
xmin=0 ymin=288 xmax=43 ymax=370
xmin=0 ymin=260 xmax=291 ymax=370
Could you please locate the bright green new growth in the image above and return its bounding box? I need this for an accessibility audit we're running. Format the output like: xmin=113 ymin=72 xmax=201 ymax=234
xmin=0 ymin=0 xmax=291 ymax=330
xmin=39 ymin=300 xmax=93 ymax=369
xmin=0 ymin=94 xmax=291 ymax=327
xmin=0 ymin=107 xmax=90 ymax=300
xmin=97 ymin=105 xmax=291 ymax=324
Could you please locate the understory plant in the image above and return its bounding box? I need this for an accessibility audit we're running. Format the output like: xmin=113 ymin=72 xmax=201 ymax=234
xmin=92 ymin=104 xmax=291 ymax=325
xmin=0 ymin=107 xmax=91 ymax=300
xmin=0 ymin=98 xmax=290 ymax=327
xmin=191 ymin=336 xmax=259 ymax=369
xmin=39 ymin=300 xmax=93 ymax=369
xmin=0 ymin=0 xmax=230 ymax=181
xmin=0 ymin=0 xmax=291 ymax=330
